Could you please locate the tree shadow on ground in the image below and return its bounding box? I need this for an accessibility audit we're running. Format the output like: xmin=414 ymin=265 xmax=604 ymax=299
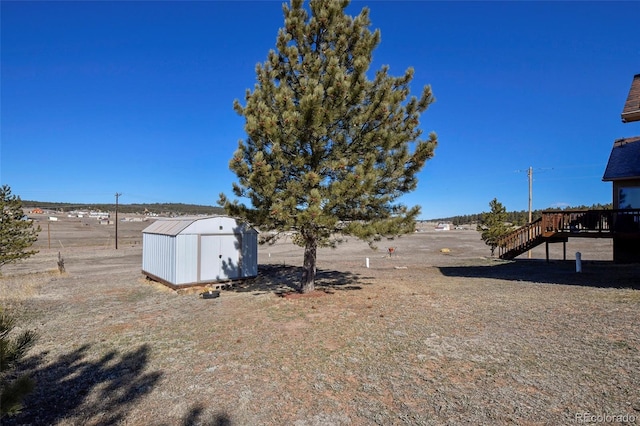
xmin=171 ymin=404 xmax=232 ymax=426
xmin=4 ymin=344 xmax=162 ymax=425
xmin=438 ymin=259 xmax=640 ymax=289
xmin=226 ymin=264 xmax=374 ymax=295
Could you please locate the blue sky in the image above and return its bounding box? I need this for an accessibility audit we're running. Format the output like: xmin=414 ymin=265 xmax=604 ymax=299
xmin=2 ymin=1 xmax=639 ymax=219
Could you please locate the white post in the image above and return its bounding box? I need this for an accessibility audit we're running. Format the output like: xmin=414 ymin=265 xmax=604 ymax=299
xmin=575 ymin=252 xmax=582 ymax=273
xmin=365 ymin=257 xmax=370 ymax=268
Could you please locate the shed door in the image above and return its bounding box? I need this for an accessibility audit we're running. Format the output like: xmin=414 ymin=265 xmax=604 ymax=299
xmin=200 ymin=236 xmax=218 ymax=281
xmin=199 ymin=235 xmax=240 ymax=281
xmin=219 ymin=234 xmax=240 ymax=279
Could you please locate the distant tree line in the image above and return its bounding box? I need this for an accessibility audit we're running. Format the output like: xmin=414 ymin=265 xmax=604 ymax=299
xmin=22 ymin=199 xmax=613 ymax=224
xmin=21 ymin=201 xmax=226 ymax=216
xmin=432 ymin=203 xmax=613 ymax=226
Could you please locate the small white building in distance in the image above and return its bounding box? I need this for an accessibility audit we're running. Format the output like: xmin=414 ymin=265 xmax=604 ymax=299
xmin=142 ymin=216 xmax=258 ymax=288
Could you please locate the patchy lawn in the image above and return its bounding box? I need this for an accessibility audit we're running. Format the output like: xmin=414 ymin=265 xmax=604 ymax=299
xmin=1 ymin=230 xmax=639 ymax=425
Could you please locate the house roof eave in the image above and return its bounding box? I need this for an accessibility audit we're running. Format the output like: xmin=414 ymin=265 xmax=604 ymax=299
xmin=621 ymin=73 xmax=640 ymax=123
xmin=621 ymin=110 xmax=640 ymax=123
xmin=602 ymin=176 xmax=640 ymax=182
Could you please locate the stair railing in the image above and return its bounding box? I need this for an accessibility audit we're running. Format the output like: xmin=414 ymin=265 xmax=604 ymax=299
xmin=496 ymin=218 xmax=543 ymax=259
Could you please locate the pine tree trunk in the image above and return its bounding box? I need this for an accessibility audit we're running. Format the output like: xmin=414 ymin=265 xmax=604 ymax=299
xmin=301 ymin=237 xmax=317 ymax=293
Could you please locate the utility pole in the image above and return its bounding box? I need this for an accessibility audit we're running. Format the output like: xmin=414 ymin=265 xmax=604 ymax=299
xmin=517 ymin=165 xmax=552 ymax=258
xmin=528 ymin=166 xmax=533 ymax=224
xmin=115 ymin=192 xmax=122 ymax=249
xmin=518 ymin=166 xmax=534 ymax=259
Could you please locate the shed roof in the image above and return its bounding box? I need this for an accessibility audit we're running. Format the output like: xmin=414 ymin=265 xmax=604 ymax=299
xmin=142 ymin=219 xmax=194 ymax=236
xmin=602 ymin=136 xmax=640 ymax=181
xmin=621 ymin=74 xmax=640 ymax=123
xmin=142 ymin=216 xmax=257 ymax=236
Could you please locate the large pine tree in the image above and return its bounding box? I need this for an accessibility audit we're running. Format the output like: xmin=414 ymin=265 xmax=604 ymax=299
xmin=220 ymin=0 xmax=437 ymax=293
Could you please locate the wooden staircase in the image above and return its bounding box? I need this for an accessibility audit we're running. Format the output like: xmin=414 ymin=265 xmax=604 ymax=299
xmin=496 ymin=209 xmax=640 ymax=260
xmin=496 ymin=218 xmax=545 ymax=260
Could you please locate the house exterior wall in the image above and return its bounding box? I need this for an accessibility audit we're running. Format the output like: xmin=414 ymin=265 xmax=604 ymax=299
xmin=610 ymin=74 xmax=640 ymax=262
xmin=613 ymin=179 xmax=640 ymax=208
xmin=611 ymin=179 xmax=640 ymax=263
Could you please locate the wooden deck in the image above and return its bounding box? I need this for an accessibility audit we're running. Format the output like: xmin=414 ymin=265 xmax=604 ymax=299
xmin=497 ymin=209 xmax=640 ymax=260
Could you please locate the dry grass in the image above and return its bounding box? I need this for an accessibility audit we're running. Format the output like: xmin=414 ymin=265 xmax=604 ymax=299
xmin=1 ymin=226 xmax=639 ymax=425
xmin=0 ymin=269 xmax=63 ymax=303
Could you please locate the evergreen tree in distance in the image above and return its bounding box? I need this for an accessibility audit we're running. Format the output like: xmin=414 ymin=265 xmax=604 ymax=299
xmin=0 ymin=185 xmax=41 ymax=270
xmin=220 ymin=0 xmax=437 ymax=293
xmin=477 ymin=198 xmax=510 ymax=256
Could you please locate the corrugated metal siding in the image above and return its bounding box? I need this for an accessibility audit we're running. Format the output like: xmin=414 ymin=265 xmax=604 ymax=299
xmin=175 ymin=234 xmax=198 ymax=285
xmin=142 ymin=215 xmax=259 ymax=286
xmin=142 ymin=233 xmax=176 ymax=284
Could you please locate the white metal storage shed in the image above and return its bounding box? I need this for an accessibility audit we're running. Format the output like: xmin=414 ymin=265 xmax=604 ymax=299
xmin=142 ymin=216 xmax=258 ymax=287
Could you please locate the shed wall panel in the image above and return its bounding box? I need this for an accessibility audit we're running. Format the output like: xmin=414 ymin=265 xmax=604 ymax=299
xmin=142 ymin=234 xmax=176 ymax=284
xmin=241 ymin=233 xmax=258 ymax=277
xmin=175 ymin=234 xmax=198 ymax=285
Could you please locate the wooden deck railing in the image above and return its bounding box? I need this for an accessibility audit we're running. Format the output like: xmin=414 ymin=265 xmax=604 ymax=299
xmin=541 ymin=209 xmax=640 ymax=234
xmin=497 ymin=209 xmax=640 ymax=259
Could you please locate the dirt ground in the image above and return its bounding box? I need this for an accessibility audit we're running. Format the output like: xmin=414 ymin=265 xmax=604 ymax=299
xmin=1 ymin=216 xmax=639 ymax=425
